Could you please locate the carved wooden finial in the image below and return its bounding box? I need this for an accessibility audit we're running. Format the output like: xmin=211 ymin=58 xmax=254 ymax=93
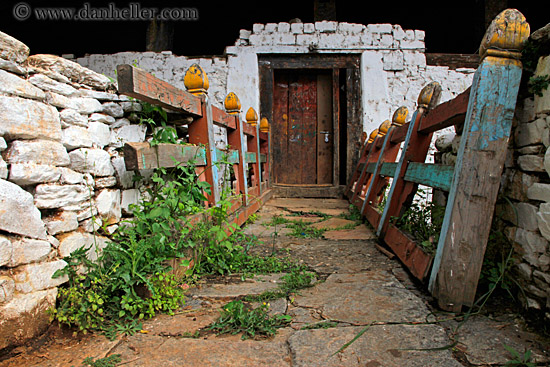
xmin=367 ymin=129 xmax=379 ymax=143
xmin=392 ymin=106 xmax=409 ymax=126
xmin=378 ymin=120 xmax=391 ymax=136
xmin=260 ymin=117 xmax=270 ymax=132
xmin=224 ymin=92 xmax=241 ymax=115
xmin=479 ymin=8 xmax=530 ymax=60
xmin=184 ymin=63 xmax=209 ymax=96
xmin=245 ymin=107 xmax=258 ymax=126
xmin=417 ymin=82 xmax=442 ymax=109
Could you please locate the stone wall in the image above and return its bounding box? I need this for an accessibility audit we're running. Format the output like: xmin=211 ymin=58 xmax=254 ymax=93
xmin=0 ymin=31 xmax=153 ymax=350
xmin=434 ymin=44 xmax=550 ymax=321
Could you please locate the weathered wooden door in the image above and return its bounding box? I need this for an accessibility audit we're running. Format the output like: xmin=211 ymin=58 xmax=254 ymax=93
xmin=272 ymin=70 xmax=333 ymax=185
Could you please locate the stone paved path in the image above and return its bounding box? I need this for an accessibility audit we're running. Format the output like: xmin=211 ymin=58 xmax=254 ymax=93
xmin=1 ymin=198 xmax=549 ymax=366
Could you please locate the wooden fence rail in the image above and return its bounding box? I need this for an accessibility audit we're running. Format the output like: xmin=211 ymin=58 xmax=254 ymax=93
xmin=345 ymin=9 xmax=529 ymax=311
xmin=117 ymin=63 xmax=271 ymax=228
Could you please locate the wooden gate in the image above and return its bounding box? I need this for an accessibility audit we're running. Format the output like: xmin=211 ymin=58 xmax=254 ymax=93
xmin=346 ymin=9 xmax=529 ymax=312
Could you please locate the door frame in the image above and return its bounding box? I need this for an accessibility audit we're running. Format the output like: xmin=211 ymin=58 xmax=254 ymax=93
xmin=259 ymin=54 xmax=362 ymax=191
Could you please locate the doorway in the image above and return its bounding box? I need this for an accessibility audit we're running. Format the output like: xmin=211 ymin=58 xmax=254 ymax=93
xmin=272 ymin=70 xmax=333 ymax=185
xmin=258 ymin=54 xmax=362 ymax=197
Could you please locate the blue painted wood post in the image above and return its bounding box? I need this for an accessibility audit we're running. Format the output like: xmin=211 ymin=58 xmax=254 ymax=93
xmin=428 ymin=9 xmax=530 ymax=312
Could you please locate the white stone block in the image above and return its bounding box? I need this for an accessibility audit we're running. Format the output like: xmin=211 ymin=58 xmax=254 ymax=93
xmin=0 ymin=137 xmax=6 ymax=151
xmin=110 ymin=124 xmax=147 ymax=148
xmin=87 ymin=120 xmax=111 ymax=148
xmin=0 ymin=95 xmax=62 ymax=141
xmin=95 ymin=176 xmax=117 ymax=188
xmin=8 ymin=163 xmax=61 ymax=186
xmin=0 ymin=179 xmax=47 ymax=240
xmin=96 ymin=189 xmax=121 ymax=225
xmin=89 ymin=113 xmax=116 ymax=124
xmin=57 ymin=232 xmax=108 ymax=262
xmin=62 ymin=126 xmax=94 ymax=151
xmin=111 ymin=156 xmax=135 ymax=189
xmin=368 ymin=24 xmax=392 ymax=34
xmin=0 ymin=157 xmax=7 ymax=180
xmin=0 ymin=31 xmax=29 ymax=63
xmin=303 ymin=23 xmax=315 ymax=34
xmin=8 ymin=238 xmax=51 ymax=267
xmin=0 ymin=58 xmax=26 ymax=74
xmin=59 ymin=108 xmax=88 ymax=128
xmin=101 ymin=102 xmax=124 ymax=118
xmin=11 ymin=260 xmax=68 ymax=293
xmin=34 ymin=183 xmax=91 ymax=210
xmin=69 ymin=148 xmax=115 ymax=177
xmin=527 ymin=182 xmax=550 ymax=202
xmin=264 ymin=23 xmax=277 ymax=33
xmin=392 ymin=25 xmax=406 ymax=40
xmin=75 ymin=89 xmax=118 ymax=101
xmin=45 ymin=92 xmax=102 ymax=114
xmin=415 ymin=30 xmax=425 ymax=41
xmin=316 ymin=21 xmax=337 ymax=33
xmin=0 ymin=70 xmax=45 ymax=100
xmin=290 ymin=23 xmax=304 ymax=34
xmin=515 ymin=118 xmax=547 ymax=147
xmin=28 ymin=73 xmax=77 ymax=96
xmin=121 ymin=188 xmax=139 ymax=215
xmin=43 ymin=211 xmax=79 ymax=236
xmin=379 ymin=34 xmax=394 ymax=48
xmin=383 ymin=51 xmax=404 ymax=71
xmin=3 ymin=140 xmax=70 ymax=166
xmin=514 ymin=202 xmax=541 ymax=231
xmin=120 ymin=101 xmax=142 ymax=113
xmin=252 ymin=24 xmax=264 ymax=33
xmin=518 ymin=154 xmax=545 ymax=173
xmin=277 ymin=22 xmax=290 ymax=33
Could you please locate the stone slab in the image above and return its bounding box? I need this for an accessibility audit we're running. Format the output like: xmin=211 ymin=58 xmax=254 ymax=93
xmin=309 ymin=217 xmax=356 ymax=230
xmin=288 ymin=324 xmax=461 ymax=367
xmin=190 ymin=273 xmax=287 ymax=299
xmin=454 ymin=315 xmax=550 ymax=365
xmin=323 ymin=225 xmax=376 ymax=240
xmin=111 ymin=332 xmax=292 ymax=367
xmin=293 ymin=271 xmax=431 ymax=324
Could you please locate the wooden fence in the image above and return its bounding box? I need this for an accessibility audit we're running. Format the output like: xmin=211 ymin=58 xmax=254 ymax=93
xmin=116 ymin=63 xmax=271 ymax=228
xmin=345 ymin=9 xmax=530 ymax=311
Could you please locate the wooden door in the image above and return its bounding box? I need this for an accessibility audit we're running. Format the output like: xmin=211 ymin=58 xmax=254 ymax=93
xmin=272 ymin=70 xmax=333 ymax=185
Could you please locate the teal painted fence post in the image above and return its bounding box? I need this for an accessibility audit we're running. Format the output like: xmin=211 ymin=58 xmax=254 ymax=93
xmin=428 ymin=9 xmax=530 ymax=312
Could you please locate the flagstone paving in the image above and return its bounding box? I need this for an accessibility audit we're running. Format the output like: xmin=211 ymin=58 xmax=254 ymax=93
xmin=1 ymin=198 xmax=549 ymax=367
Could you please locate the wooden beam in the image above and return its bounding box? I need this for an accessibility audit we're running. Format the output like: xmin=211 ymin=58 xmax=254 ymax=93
xmin=123 ymin=142 xmax=206 ymax=170
xmin=117 ymin=64 xmax=202 ymax=116
xmin=212 ymin=105 xmax=237 ymax=130
xmin=404 ymin=163 xmax=454 ymax=192
xmin=418 ymin=87 xmax=470 ymax=134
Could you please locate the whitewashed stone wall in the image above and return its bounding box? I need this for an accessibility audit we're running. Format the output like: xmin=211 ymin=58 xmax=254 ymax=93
xmin=0 ymin=31 xmax=151 ymax=350
xmin=77 ymin=20 xmax=474 ymax=139
xmin=434 ymin=54 xmax=550 ymax=321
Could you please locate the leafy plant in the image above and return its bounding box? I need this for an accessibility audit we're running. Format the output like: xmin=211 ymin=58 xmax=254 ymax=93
xmin=392 ymin=195 xmax=444 ymax=255
xmin=135 ymin=102 xmax=178 ymax=146
xmin=208 ymin=300 xmax=291 ymax=340
xmin=244 ymin=266 xmax=314 ymax=303
xmin=286 ymin=220 xmax=326 ymax=239
xmin=503 ymin=345 xmax=536 ymax=367
xmin=79 ymin=354 xmax=121 ymax=367
xmin=528 ymin=74 xmax=550 ymax=97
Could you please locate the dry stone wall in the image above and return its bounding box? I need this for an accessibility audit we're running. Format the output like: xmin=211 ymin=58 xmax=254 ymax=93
xmin=0 ymin=30 xmax=152 ymax=350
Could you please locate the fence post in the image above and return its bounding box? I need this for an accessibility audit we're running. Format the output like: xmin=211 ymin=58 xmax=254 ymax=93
xmin=184 ymin=63 xmax=220 ymax=206
xmin=259 ymin=117 xmax=270 ymax=189
xmin=245 ymin=107 xmax=261 ymax=196
xmin=376 ymin=83 xmax=441 ymax=238
xmin=428 ymin=9 xmax=530 ymax=311
xmin=225 ymin=92 xmax=249 ymax=206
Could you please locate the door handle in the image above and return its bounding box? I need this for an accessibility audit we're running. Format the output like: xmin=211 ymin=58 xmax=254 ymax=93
xmin=320 ymin=131 xmax=330 ymax=143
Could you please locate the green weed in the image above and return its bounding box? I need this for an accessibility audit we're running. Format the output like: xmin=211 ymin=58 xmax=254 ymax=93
xmin=503 ymin=345 xmax=536 ymax=367
xmin=208 ymin=300 xmax=291 ymax=340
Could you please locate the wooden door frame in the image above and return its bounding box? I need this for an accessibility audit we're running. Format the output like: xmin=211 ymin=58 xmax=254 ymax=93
xmin=258 ymin=54 xmax=362 ymax=192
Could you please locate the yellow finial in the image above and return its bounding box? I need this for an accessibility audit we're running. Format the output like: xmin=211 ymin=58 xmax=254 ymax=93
xmin=392 ymin=106 xmax=408 ymax=126
xmin=246 ymin=107 xmax=258 ymax=126
xmin=184 ymin=64 xmax=209 ymax=96
xmin=224 ymin=92 xmax=241 ymax=115
xmin=378 ymin=120 xmax=391 ymax=136
xmin=368 ymin=129 xmax=379 ymax=143
xmin=479 ymin=9 xmax=530 ymax=60
xmin=417 ymin=82 xmax=441 ymax=109
xmin=260 ymin=117 xmax=270 ymax=132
